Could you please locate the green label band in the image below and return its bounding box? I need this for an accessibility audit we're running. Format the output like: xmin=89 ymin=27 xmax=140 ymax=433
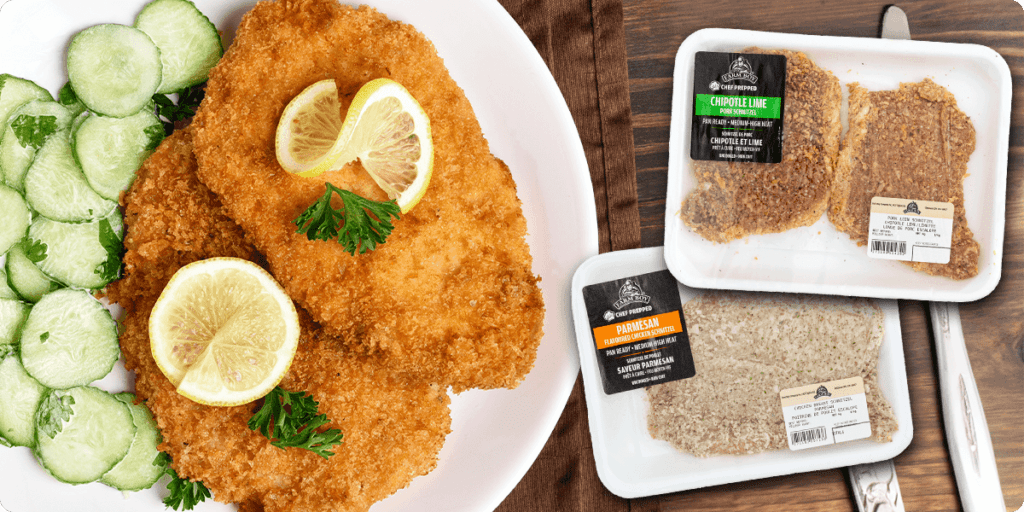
xmin=695 ymin=94 xmax=781 ymax=119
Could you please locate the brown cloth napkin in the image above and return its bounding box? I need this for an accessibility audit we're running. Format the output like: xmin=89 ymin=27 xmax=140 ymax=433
xmin=495 ymin=0 xmax=640 ymax=510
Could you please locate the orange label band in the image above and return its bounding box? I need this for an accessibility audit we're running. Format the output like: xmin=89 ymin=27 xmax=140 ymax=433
xmin=592 ymin=311 xmax=683 ymax=350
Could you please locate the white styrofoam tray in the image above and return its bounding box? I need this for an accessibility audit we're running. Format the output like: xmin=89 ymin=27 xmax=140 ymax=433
xmin=664 ymin=29 xmax=1010 ymax=302
xmin=571 ymin=247 xmax=913 ymax=498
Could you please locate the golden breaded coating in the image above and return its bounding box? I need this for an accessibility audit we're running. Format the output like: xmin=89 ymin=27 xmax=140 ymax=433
xmin=681 ymin=49 xmax=841 ymax=243
xmin=106 ymin=130 xmax=451 ymax=512
xmin=830 ymin=79 xmax=979 ymax=279
xmin=191 ymin=0 xmax=544 ymax=392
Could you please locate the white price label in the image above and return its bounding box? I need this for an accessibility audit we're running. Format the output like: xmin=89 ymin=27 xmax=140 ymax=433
xmin=780 ymin=376 xmax=872 ymax=451
xmin=867 ymin=197 xmax=954 ymax=264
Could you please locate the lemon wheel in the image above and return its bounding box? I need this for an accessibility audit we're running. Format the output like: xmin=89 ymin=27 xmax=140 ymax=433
xmin=149 ymin=258 xmax=300 ymax=407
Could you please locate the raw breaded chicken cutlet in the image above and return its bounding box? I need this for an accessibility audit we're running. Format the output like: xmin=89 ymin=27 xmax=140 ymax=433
xmin=106 ymin=129 xmax=452 ymax=512
xmin=191 ymin=0 xmax=545 ymax=393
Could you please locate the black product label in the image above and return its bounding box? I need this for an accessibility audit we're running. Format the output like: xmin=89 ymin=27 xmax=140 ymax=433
xmin=690 ymin=51 xmax=786 ymax=163
xmin=582 ymin=270 xmax=695 ymax=395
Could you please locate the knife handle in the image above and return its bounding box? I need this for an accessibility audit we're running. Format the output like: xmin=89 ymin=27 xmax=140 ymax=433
xmin=929 ymin=302 xmax=1005 ymax=511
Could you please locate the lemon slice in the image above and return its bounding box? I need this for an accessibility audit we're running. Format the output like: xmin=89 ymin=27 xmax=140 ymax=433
xmin=277 ymin=78 xmax=433 ymax=213
xmin=326 ymin=78 xmax=433 ymax=212
xmin=149 ymin=258 xmax=300 ymax=407
xmin=275 ymin=79 xmax=346 ymax=176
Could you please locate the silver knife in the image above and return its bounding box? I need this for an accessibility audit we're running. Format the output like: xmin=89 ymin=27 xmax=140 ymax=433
xmin=845 ymin=8 xmax=912 ymax=512
xmin=930 ymin=302 xmax=1005 ymax=511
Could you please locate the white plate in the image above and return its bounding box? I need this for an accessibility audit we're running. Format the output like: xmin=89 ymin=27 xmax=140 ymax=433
xmin=664 ymin=29 xmax=1010 ymax=302
xmin=0 ymin=1 xmax=597 ymax=511
xmin=571 ymin=247 xmax=913 ymax=498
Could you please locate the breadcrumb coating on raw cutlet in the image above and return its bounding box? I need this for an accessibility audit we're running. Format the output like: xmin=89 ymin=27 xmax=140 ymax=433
xmin=106 ymin=129 xmax=452 ymax=512
xmin=681 ymin=49 xmax=841 ymax=243
xmin=191 ymin=0 xmax=544 ymax=392
xmin=830 ymin=79 xmax=979 ymax=279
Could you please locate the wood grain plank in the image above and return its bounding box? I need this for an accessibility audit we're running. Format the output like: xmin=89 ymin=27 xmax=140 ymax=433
xmin=623 ymin=0 xmax=1023 ymax=509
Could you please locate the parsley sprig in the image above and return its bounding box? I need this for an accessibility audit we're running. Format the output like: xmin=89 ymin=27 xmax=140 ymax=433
xmin=155 ymin=452 xmax=212 ymax=511
xmin=293 ymin=183 xmax=400 ymax=255
xmin=247 ymin=386 xmax=344 ymax=459
xmin=94 ymin=217 xmax=123 ymax=283
xmin=153 ymin=83 xmax=206 ymax=135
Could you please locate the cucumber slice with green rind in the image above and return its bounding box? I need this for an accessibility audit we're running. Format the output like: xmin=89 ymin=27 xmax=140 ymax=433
xmin=34 ymin=386 xmax=136 ymax=484
xmin=73 ymin=108 xmax=163 ymax=201
xmin=135 ymin=0 xmax=222 ymax=94
xmin=28 ymin=214 xmax=122 ymax=290
xmin=23 ymin=130 xmax=117 ymax=222
xmin=0 ymin=298 xmax=30 ymax=345
xmin=19 ymin=289 xmax=119 ymax=389
xmin=100 ymin=394 xmax=165 ymax=491
xmin=5 ymin=240 xmax=61 ymax=302
xmin=0 ymin=184 xmax=30 ymax=254
xmin=0 ymin=100 xmax=74 ymax=191
xmin=0 ymin=351 xmax=47 ymax=447
xmin=66 ymin=24 xmax=162 ymax=118
xmin=0 ymin=269 xmax=18 ymax=300
xmin=0 ymin=75 xmax=52 ymax=142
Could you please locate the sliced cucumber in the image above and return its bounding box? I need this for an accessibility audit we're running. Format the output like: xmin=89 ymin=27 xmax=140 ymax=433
xmin=100 ymin=394 xmax=164 ymax=491
xmin=28 ymin=214 xmax=122 ymax=290
xmin=56 ymin=82 xmax=87 ymax=119
xmin=0 ymin=350 xmax=47 ymax=447
xmin=0 ymin=75 xmax=52 ymax=142
xmin=67 ymin=24 xmax=162 ymax=118
xmin=34 ymin=386 xmax=136 ymax=484
xmin=0 ymin=269 xmax=18 ymax=300
xmin=0 ymin=298 xmax=31 ymax=345
xmin=135 ymin=0 xmax=221 ymax=94
xmin=72 ymin=108 xmax=163 ymax=200
xmin=23 ymin=130 xmax=116 ymax=222
xmin=0 ymin=184 xmax=30 ymax=254
xmin=0 ymin=100 xmax=74 ymax=191
xmin=19 ymin=289 xmax=119 ymax=389
xmin=5 ymin=240 xmax=61 ymax=302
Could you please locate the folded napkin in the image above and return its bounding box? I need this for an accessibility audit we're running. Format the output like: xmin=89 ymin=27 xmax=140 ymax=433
xmin=496 ymin=0 xmax=639 ymax=509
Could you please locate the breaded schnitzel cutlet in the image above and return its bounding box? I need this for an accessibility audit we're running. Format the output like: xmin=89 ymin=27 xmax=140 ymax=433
xmin=191 ymin=0 xmax=544 ymax=392
xmin=681 ymin=49 xmax=841 ymax=243
xmin=106 ymin=129 xmax=452 ymax=512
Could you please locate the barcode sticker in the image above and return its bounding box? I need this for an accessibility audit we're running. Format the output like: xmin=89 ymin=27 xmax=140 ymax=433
xmin=867 ymin=197 xmax=953 ymax=264
xmin=780 ymin=377 xmax=872 ymax=451
xmin=791 ymin=427 xmax=827 ymax=446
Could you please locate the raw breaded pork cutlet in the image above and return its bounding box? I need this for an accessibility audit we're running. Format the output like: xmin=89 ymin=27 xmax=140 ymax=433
xmin=106 ymin=129 xmax=452 ymax=512
xmin=646 ymin=292 xmax=897 ymax=457
xmin=830 ymin=79 xmax=979 ymax=279
xmin=191 ymin=0 xmax=544 ymax=393
xmin=681 ymin=49 xmax=841 ymax=243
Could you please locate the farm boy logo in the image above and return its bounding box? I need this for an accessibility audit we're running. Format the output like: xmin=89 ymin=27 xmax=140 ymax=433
xmin=612 ymin=279 xmax=651 ymax=310
xmin=721 ymin=56 xmax=758 ymax=84
xmin=813 ymin=385 xmax=832 ymax=400
xmin=903 ymin=201 xmax=921 ymax=215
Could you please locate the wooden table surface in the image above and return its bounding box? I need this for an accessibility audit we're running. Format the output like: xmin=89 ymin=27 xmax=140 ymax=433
xmin=621 ymin=0 xmax=1024 ymax=510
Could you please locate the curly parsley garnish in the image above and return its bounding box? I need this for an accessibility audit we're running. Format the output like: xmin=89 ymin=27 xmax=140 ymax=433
xmin=155 ymin=452 xmax=212 ymax=511
xmin=247 ymin=386 xmax=344 ymax=459
xmin=94 ymin=217 xmax=123 ymax=283
xmin=153 ymin=83 xmax=206 ymax=135
xmin=23 ymin=238 xmax=46 ymax=263
xmin=11 ymin=114 xmax=58 ymax=150
xmin=36 ymin=391 xmax=75 ymax=439
xmin=293 ymin=183 xmax=400 ymax=255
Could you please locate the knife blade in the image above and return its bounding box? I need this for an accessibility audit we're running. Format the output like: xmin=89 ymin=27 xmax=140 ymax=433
xmin=845 ymin=7 xmax=912 ymax=511
xmin=930 ymin=301 xmax=1005 ymax=511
